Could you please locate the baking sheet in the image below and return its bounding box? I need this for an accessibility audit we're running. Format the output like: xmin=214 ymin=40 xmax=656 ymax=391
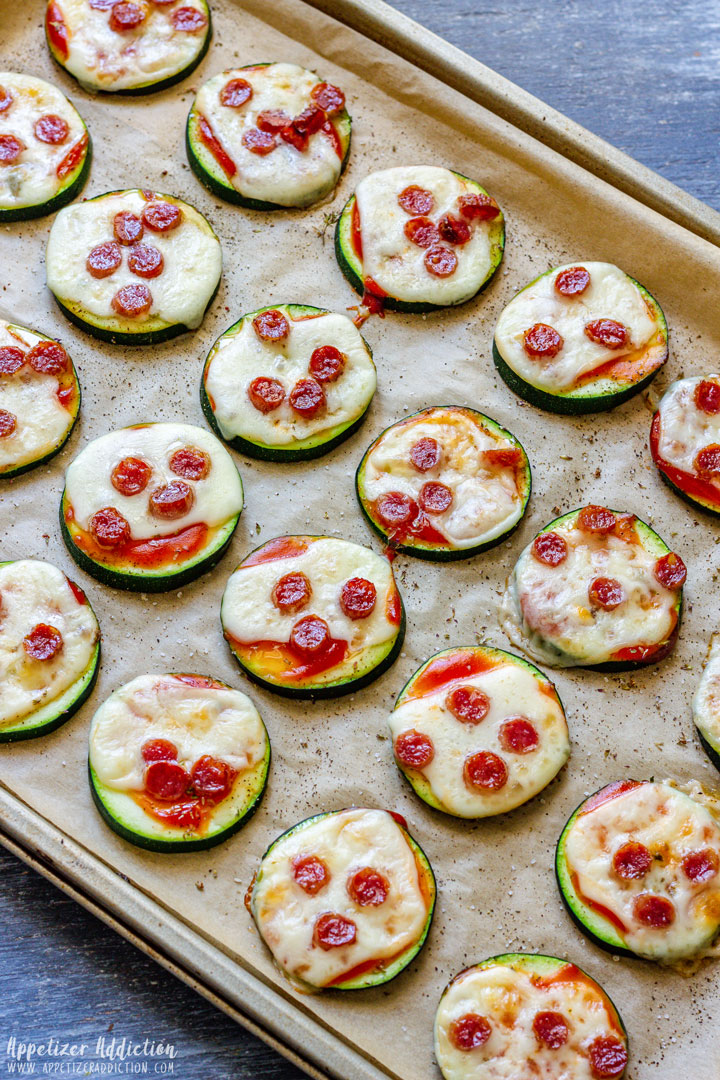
xmin=2 ymin=1 xmax=720 ymax=1078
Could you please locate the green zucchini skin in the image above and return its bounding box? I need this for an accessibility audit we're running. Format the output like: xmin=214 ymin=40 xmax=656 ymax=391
xmin=654 ymin=463 xmax=720 ymax=518
xmin=250 ymin=808 xmax=436 ymax=989
xmin=0 ymin=641 xmax=100 ymax=744
xmin=698 ymin=729 xmax=720 ymax=774
xmin=0 ymin=134 xmax=92 ymax=223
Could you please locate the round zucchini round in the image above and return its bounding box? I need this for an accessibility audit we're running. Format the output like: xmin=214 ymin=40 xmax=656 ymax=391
xmin=201 ymin=303 xmax=376 ymax=462
xmin=61 ymin=421 xmax=244 ymax=593
xmin=45 ymin=1 xmax=212 ymax=96
xmin=493 ymin=262 xmax=668 ymax=414
xmin=88 ymin=673 xmax=269 ymax=853
xmin=355 ymin=405 xmax=531 ymax=560
xmin=650 ymin=375 xmax=720 ymax=517
xmin=692 ymin=636 xmax=720 ymax=773
xmin=501 ymin=505 xmax=684 ymax=670
xmin=335 ymin=166 xmax=505 ymax=314
xmin=0 ymin=559 xmax=100 ymax=743
xmin=46 ymin=189 xmax=222 ymax=346
xmin=248 ymin=807 xmax=436 ymax=989
xmin=435 ymin=952 xmax=628 ymax=1080
xmin=186 ymin=62 xmax=351 ymax=210
xmin=221 ymin=534 xmax=405 ymax=698
xmin=389 ymin=645 xmax=569 ymax=817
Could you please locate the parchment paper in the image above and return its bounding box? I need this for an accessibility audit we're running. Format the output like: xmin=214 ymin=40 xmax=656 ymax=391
xmin=2 ymin=2 xmax=720 ymax=1077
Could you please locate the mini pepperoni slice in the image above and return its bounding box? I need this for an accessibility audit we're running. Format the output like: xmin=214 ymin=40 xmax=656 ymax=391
xmin=128 ymin=243 xmax=164 ymax=279
xmin=111 ymin=283 xmax=152 ymax=318
xmin=584 ymin=319 xmax=629 ymax=349
xmin=109 ymin=1 xmax=146 ymax=32
xmin=272 ymin=572 xmax=312 ymax=614
xmin=23 ymin=623 xmax=63 ymax=661
xmin=410 ymin=437 xmax=440 ymax=472
xmin=0 ymin=134 xmax=25 ymax=164
xmin=90 ymin=507 xmax=130 ymax=548
xmin=463 ymin=751 xmax=508 ymax=791
xmin=34 ymin=114 xmax=69 ymax=145
xmin=523 ymin=323 xmax=564 ymax=358
xmin=397 ymin=185 xmax=434 ymax=216
xmin=292 ymin=104 xmax=326 ymax=136
xmin=531 ymin=531 xmax=568 ymax=566
xmin=418 ymin=481 xmax=453 ymax=514
xmin=446 ymin=686 xmax=490 ymax=725
xmin=555 ymin=266 xmax=591 ymax=297
xmin=612 ymin=841 xmax=653 ymax=880
xmin=340 ymin=577 xmax=376 ymax=619
xmin=587 ymin=1035 xmax=628 ymax=1079
xmin=86 ymin=241 xmax=122 ymax=279
xmin=141 ymin=738 xmax=178 ymax=763
xmin=694 ymin=444 xmax=720 ymax=478
xmin=589 ymin=577 xmax=625 ymax=611
xmin=404 ymin=216 xmax=440 ymax=248
xmin=376 ymin=491 xmax=414 ymax=528
xmin=256 ymin=109 xmax=291 ymax=133
xmin=694 ymin=379 xmax=720 ymax=415
xmin=248 ymin=375 xmax=285 ymax=413
xmin=438 ymin=214 xmax=471 ymax=245
xmin=448 ymin=1014 xmax=492 ymax=1051
xmin=290 ymin=614 xmax=331 ymax=656
xmin=313 ymin=912 xmax=357 ymax=951
xmin=458 ymin=192 xmax=500 ymax=221
xmin=169 ymin=447 xmax=210 ymax=481
xmin=242 ymin=128 xmax=277 ymax=155
xmin=633 ymin=893 xmax=675 ymax=928
xmin=308 ymin=345 xmax=345 ymax=383
xmin=171 ymin=5 xmax=208 ymax=30
xmin=280 ymin=124 xmax=309 ymax=152
xmin=0 ymin=86 xmax=12 ymax=112
xmin=292 ymin=855 xmax=329 ymax=895
xmin=0 ymin=347 xmax=24 ymax=375
xmin=499 ymin=716 xmax=539 ymax=754
xmin=113 ymin=210 xmax=144 ymax=246
xmin=149 ymin=480 xmax=194 ymax=519
xmin=425 ymin=246 xmax=459 ymax=277
xmin=577 ymin=505 xmax=616 ymax=534
xmin=145 ymin=760 xmax=189 ymax=801
xmin=220 ymin=78 xmax=253 ymax=107
xmin=111 ymin=455 xmax=152 ymax=496
xmin=190 ymin=755 xmax=235 ymax=803
xmin=142 ymin=201 xmax=182 ymax=233
xmin=394 ymin=729 xmax=434 ymax=769
xmin=26 ymin=340 xmax=69 ymax=374
xmin=252 ymin=309 xmax=289 ymax=342
xmin=654 ymin=552 xmax=686 ymax=590
xmin=347 ymin=867 xmax=389 ymax=906
xmin=0 ymin=410 xmax=16 ymax=437
xmin=532 ymin=1010 xmax=569 ymax=1049
xmin=681 ymin=848 xmax=719 ymax=883
xmin=289 ymin=377 xmax=325 ymax=418
xmin=310 ymin=82 xmax=346 ymax=114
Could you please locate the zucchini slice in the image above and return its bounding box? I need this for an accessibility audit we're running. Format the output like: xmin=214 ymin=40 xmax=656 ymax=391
xmin=0 ymin=559 xmax=100 ymax=743
xmin=493 ymin=262 xmax=668 ymax=414
xmin=556 ymin=779 xmax=720 ymax=963
xmin=201 ymin=304 xmax=376 ymax=461
xmin=434 ymin=953 xmax=628 ymax=1080
xmin=0 ymin=318 xmax=80 ymax=479
xmin=187 ymin=62 xmax=351 ymax=210
xmin=692 ymin=635 xmax=720 ymax=772
xmin=46 ymin=189 xmax=222 ymax=345
xmin=248 ymin=807 xmax=435 ymax=989
xmin=89 ymin=673 xmax=269 ymax=853
xmin=221 ymin=534 xmax=405 ymax=698
xmin=0 ymin=72 xmax=91 ymax=222
xmin=61 ymin=421 xmax=243 ymax=592
xmin=389 ymin=645 xmax=569 ymax=817
xmin=501 ymin=505 xmax=685 ymax=670
xmin=650 ymin=374 xmax=720 ymax=516
xmin=355 ymin=406 xmax=531 ymax=560
xmin=335 ymin=165 xmax=504 ymax=315
xmin=45 ymin=1 xmax=211 ymax=95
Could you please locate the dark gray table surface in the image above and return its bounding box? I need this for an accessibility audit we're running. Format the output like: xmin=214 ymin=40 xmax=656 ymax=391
xmin=2 ymin=3 xmax=718 ymax=1079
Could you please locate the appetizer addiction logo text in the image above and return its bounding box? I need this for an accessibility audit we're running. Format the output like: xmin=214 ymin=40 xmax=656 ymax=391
xmin=4 ymin=1035 xmax=176 ymax=1074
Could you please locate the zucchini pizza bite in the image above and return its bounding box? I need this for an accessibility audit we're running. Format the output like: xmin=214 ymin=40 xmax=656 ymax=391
xmin=335 ymin=165 xmax=505 ymax=315
xmin=0 ymin=319 xmax=80 ymax=479
xmin=692 ymin=635 xmax=720 ymax=772
xmin=187 ymin=63 xmax=350 ymax=210
xmin=0 ymin=559 xmax=100 ymax=743
xmin=61 ymin=421 xmax=243 ymax=591
xmin=650 ymin=374 xmax=720 ymax=516
xmin=45 ymin=0 xmax=211 ymax=95
xmin=201 ymin=304 xmax=376 ymax=461
xmin=355 ymin=406 xmax=531 ymax=559
xmin=556 ymin=780 xmax=720 ymax=963
xmin=220 ymin=535 xmax=404 ymax=698
xmin=247 ymin=807 xmax=435 ymax=989
xmin=493 ymin=262 xmax=668 ymax=414
xmin=46 ymin=189 xmax=222 ymax=345
xmin=89 ymin=673 xmax=269 ymax=851
xmin=0 ymin=72 xmax=90 ymax=222
xmin=434 ymin=953 xmax=628 ymax=1080
xmin=389 ymin=646 xmax=569 ymax=818
xmin=501 ymin=505 xmax=685 ymax=670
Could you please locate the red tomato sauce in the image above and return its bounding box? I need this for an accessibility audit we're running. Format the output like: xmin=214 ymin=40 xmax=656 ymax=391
xmin=650 ymin=412 xmax=720 ymax=508
xmin=67 ymin=507 xmax=209 ymax=570
xmin=243 ymin=536 xmax=310 ymax=567
xmin=228 ymin=633 xmax=349 ymax=682
xmin=406 ymin=650 xmax=499 ymax=701
xmin=198 ymin=114 xmax=237 ymax=178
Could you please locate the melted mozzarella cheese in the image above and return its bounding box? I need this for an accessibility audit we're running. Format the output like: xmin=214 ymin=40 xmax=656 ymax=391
xmin=565 ymin=782 xmax=720 ymax=960
xmin=56 ymin=0 xmax=208 ymax=92
xmin=435 ymin=961 xmax=624 ymax=1080
xmin=355 ymin=166 xmax=495 ymax=306
xmin=222 ymin=537 xmax=398 ymax=649
xmin=65 ymin=422 xmax=243 ymax=539
xmin=89 ymin=673 xmax=266 ymax=791
xmin=389 ymin=660 xmax=569 ymax=817
xmin=693 ymin=635 xmax=720 ymax=751
xmin=46 ymin=190 xmax=222 ymax=329
xmin=494 ymin=262 xmax=657 ymax=391
xmin=0 ymin=559 xmax=98 ymax=727
xmin=0 ymin=320 xmax=75 ymax=471
xmin=205 ymin=309 xmax=376 ymax=446
xmin=657 ymin=375 xmax=720 ymax=481
xmin=0 ymin=73 xmax=86 ymax=209
xmin=252 ymin=808 xmax=428 ymax=987
xmin=361 ymin=408 xmax=525 ymax=548
xmin=194 ymin=64 xmax=344 ymax=207
xmin=501 ymin=518 xmax=676 ymax=667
